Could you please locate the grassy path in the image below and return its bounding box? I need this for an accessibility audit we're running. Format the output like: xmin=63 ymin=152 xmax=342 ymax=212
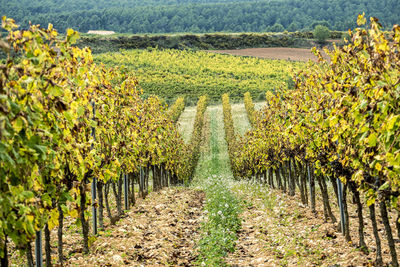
xmin=192 ymin=106 xmax=242 ymax=266
xmin=177 ymin=105 xmax=197 ymax=143
xmin=192 ymin=105 xmax=236 ymax=184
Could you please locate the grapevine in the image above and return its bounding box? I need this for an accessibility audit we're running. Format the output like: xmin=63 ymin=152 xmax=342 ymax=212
xmin=229 ymin=16 xmax=400 ymax=266
xmin=0 ymin=17 xmax=200 ymax=266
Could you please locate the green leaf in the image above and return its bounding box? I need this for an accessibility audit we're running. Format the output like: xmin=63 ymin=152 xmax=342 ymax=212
xmin=367 ymin=132 xmax=377 ymax=147
xmin=77 ymin=105 xmax=85 ymax=117
xmin=48 ymin=85 xmax=63 ymax=97
xmin=64 ymin=111 xmax=73 ymax=123
xmin=20 ymin=191 xmax=34 ymax=200
xmin=379 ymin=181 xmax=390 ymax=191
xmin=31 ymin=144 xmax=47 ymax=161
xmin=12 ymin=117 xmax=25 ymax=133
xmin=387 ymin=115 xmax=398 ymax=131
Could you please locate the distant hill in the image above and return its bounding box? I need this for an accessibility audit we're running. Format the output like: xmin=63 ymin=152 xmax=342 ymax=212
xmin=1 ymin=0 xmax=399 ymax=34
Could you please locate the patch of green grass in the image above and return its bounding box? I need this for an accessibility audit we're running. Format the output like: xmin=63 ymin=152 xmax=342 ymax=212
xmin=231 ymin=180 xmax=277 ymax=212
xmin=196 ymin=175 xmax=242 ymax=266
xmin=192 ymin=107 xmax=242 ymax=266
xmin=103 ymin=228 xmax=113 ymax=237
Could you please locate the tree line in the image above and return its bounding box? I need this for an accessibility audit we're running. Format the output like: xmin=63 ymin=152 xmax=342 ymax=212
xmin=1 ymin=0 xmax=399 ymax=34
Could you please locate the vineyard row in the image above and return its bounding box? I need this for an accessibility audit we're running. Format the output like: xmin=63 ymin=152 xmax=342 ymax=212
xmin=222 ymin=16 xmax=400 ymax=266
xmin=0 ymin=17 xmax=208 ymax=266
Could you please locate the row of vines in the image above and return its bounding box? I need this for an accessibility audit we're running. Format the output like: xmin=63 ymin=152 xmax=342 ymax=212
xmin=0 ymin=17 xmax=207 ymax=266
xmin=168 ymin=96 xmax=185 ymax=123
xmin=221 ymin=94 xmax=237 ymax=177
xmin=225 ymin=16 xmax=400 ymax=266
xmin=186 ymin=95 xmax=208 ymax=181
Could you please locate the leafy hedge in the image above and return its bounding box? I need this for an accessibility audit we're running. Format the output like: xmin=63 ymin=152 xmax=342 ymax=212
xmin=77 ymin=31 xmax=344 ymax=53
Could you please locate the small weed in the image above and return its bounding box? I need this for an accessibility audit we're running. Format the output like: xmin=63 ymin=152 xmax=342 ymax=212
xmin=103 ymin=229 xmax=113 ymax=237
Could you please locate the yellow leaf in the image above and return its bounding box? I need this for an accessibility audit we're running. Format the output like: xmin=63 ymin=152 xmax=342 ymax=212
xmin=366 ymin=197 xmax=375 ymax=207
xmin=34 ymin=48 xmax=41 ymax=57
xmin=48 ymin=209 xmax=59 ymax=230
xmin=375 ymin=162 xmax=382 ymax=171
xmin=69 ymin=209 xmax=79 ymax=218
xmin=66 ymin=28 xmax=74 ymax=36
xmin=357 ymin=13 xmax=366 ymax=26
xmin=387 ymin=115 xmax=398 ymax=131
xmin=27 ymin=215 xmax=34 ymax=222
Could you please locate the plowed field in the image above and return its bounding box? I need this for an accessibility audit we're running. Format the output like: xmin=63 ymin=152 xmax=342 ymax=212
xmin=208 ymin=47 xmax=328 ymax=62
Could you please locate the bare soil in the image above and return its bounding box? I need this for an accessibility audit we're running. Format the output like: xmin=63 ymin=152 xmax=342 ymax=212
xmin=208 ymin=47 xmax=327 ymax=62
xmin=65 ymin=188 xmax=205 ymax=266
xmin=227 ymin=183 xmax=400 ymax=266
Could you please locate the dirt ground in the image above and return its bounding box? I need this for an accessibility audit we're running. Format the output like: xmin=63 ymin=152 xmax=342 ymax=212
xmin=208 ymin=47 xmax=328 ymax=62
xmin=227 ymin=182 xmax=400 ymax=266
xmin=65 ymin=188 xmax=205 ymax=266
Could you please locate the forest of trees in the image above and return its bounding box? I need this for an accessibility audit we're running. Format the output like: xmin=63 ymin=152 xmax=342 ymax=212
xmin=2 ymin=0 xmax=399 ymax=34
